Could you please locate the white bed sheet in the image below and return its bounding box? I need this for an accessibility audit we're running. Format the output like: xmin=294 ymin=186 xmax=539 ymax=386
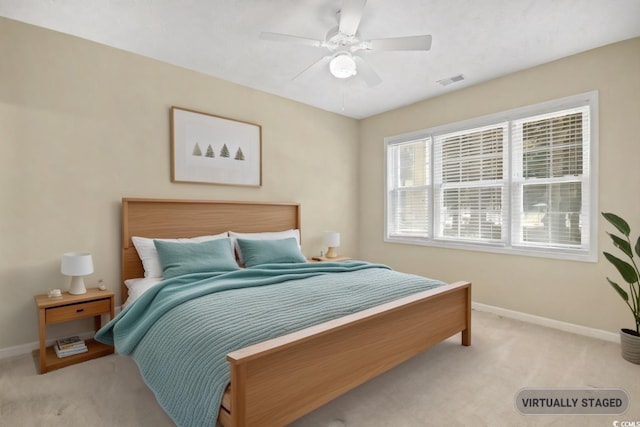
xmin=124 ymin=277 xmax=162 ymax=307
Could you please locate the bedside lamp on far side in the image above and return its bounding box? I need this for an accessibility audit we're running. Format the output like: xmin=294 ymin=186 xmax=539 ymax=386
xmin=61 ymin=252 xmax=93 ymax=295
xmin=324 ymin=231 xmax=340 ymax=259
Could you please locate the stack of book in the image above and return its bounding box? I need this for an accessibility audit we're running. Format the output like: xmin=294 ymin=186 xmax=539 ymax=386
xmin=54 ymin=336 xmax=88 ymax=358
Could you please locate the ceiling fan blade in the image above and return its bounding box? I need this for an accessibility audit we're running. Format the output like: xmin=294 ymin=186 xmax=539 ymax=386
xmin=353 ymin=56 xmax=382 ymax=87
xmin=369 ymin=35 xmax=432 ymax=51
xmin=339 ymin=0 xmax=367 ymax=36
xmin=260 ymin=32 xmax=324 ymax=48
xmin=292 ymin=55 xmax=331 ymax=81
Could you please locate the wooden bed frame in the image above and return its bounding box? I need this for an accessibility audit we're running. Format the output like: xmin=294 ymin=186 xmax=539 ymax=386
xmin=121 ymin=197 xmax=471 ymax=427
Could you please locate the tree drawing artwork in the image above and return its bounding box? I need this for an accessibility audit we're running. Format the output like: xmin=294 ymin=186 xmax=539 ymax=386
xmin=191 ymin=141 xmax=245 ymax=161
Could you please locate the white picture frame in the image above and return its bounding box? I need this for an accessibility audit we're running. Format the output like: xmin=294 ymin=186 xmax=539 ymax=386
xmin=170 ymin=106 xmax=262 ymax=187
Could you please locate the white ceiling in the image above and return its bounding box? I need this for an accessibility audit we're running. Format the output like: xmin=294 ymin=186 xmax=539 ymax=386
xmin=2 ymin=0 xmax=639 ymax=119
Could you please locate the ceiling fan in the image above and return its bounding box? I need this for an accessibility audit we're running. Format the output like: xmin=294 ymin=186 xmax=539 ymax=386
xmin=260 ymin=0 xmax=432 ymax=87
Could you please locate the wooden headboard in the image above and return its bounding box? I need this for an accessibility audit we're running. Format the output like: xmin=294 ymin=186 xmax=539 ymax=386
xmin=121 ymin=198 xmax=301 ymax=304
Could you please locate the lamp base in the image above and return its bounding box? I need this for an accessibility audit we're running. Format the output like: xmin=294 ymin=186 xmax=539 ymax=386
xmin=68 ymin=276 xmax=87 ymax=295
xmin=325 ymin=247 xmax=338 ymax=258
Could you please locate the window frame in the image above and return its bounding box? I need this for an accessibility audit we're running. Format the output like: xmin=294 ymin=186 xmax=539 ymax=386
xmin=384 ymin=91 xmax=598 ymax=262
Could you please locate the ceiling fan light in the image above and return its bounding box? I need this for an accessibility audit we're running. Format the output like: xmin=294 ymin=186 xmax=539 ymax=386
xmin=329 ymin=54 xmax=357 ymax=79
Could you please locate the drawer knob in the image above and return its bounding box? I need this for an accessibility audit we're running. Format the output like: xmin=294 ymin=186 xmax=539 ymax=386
xmin=76 ymin=308 xmax=85 ymax=313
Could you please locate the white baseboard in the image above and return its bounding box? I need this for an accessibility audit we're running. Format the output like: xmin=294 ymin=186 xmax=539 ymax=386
xmin=0 ymin=304 xmax=618 ymax=360
xmin=0 ymin=341 xmax=39 ymax=360
xmin=472 ymin=302 xmax=619 ymax=343
xmin=0 ymin=330 xmax=98 ymax=360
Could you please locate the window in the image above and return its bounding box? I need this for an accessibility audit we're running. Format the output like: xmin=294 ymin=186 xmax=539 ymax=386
xmin=385 ymin=92 xmax=597 ymax=261
xmin=434 ymin=124 xmax=508 ymax=243
xmin=387 ymin=139 xmax=431 ymax=240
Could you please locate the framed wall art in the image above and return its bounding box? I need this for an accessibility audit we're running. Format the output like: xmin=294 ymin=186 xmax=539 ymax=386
xmin=170 ymin=106 xmax=262 ymax=187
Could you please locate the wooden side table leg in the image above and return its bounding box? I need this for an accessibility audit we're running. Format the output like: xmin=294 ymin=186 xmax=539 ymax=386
xmin=38 ymin=308 xmax=47 ymax=374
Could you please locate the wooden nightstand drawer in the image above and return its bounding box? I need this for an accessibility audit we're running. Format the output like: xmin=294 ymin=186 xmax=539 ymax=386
xmin=46 ymin=298 xmax=111 ymax=324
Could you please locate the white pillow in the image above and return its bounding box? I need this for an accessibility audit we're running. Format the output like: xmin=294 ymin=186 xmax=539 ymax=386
xmin=229 ymin=229 xmax=301 ymax=265
xmin=131 ymin=233 xmax=229 ymax=278
xmin=123 ymin=277 xmax=162 ymax=307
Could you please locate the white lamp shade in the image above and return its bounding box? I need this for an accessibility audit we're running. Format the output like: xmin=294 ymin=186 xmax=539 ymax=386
xmin=61 ymin=252 xmax=93 ymax=295
xmin=324 ymin=232 xmax=340 ymax=248
xmin=61 ymin=252 xmax=94 ymax=276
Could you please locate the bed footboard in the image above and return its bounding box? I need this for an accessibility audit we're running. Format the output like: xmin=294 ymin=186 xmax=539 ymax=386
xmin=222 ymin=281 xmax=471 ymax=427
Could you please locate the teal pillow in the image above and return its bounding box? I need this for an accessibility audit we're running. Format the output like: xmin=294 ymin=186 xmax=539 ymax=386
xmin=153 ymin=238 xmax=239 ymax=279
xmin=237 ymin=237 xmax=307 ymax=267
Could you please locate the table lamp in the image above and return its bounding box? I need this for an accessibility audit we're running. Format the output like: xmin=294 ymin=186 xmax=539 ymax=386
xmin=61 ymin=252 xmax=94 ymax=295
xmin=324 ymin=231 xmax=340 ymax=259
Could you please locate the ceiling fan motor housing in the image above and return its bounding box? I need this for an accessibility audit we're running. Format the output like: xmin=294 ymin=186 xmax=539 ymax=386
xmin=325 ymin=26 xmax=360 ymax=52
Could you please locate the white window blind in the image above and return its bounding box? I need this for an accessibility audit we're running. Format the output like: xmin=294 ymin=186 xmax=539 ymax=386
xmin=387 ymin=139 xmax=431 ymax=239
xmin=434 ymin=123 xmax=508 ymax=243
xmin=384 ymin=91 xmax=597 ymax=261
xmin=511 ymin=107 xmax=590 ymax=250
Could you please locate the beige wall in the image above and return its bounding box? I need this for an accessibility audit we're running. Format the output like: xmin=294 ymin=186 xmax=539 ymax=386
xmin=0 ymin=18 xmax=359 ymax=349
xmin=358 ymin=37 xmax=640 ymax=334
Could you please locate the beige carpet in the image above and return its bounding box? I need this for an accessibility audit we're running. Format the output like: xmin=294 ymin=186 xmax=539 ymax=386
xmin=1 ymin=310 xmax=639 ymax=427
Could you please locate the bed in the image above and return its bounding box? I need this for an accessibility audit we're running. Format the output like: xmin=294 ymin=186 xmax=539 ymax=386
xmin=105 ymin=197 xmax=471 ymax=427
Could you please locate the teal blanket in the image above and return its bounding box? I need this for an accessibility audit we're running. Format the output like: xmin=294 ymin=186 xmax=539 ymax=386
xmin=96 ymin=261 xmax=445 ymax=427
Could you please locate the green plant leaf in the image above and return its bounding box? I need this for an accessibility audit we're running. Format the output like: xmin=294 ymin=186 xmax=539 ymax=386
xmin=636 ymin=235 xmax=640 ymax=259
xmin=607 ymin=278 xmax=629 ymax=302
xmin=608 ymin=232 xmax=632 ymax=258
xmin=602 ymin=212 xmax=630 ymax=237
xmin=603 ymin=252 xmax=639 ymax=284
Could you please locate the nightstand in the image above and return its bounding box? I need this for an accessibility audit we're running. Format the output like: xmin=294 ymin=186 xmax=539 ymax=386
xmin=309 ymin=256 xmax=352 ymax=262
xmin=34 ymin=288 xmax=115 ymax=374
